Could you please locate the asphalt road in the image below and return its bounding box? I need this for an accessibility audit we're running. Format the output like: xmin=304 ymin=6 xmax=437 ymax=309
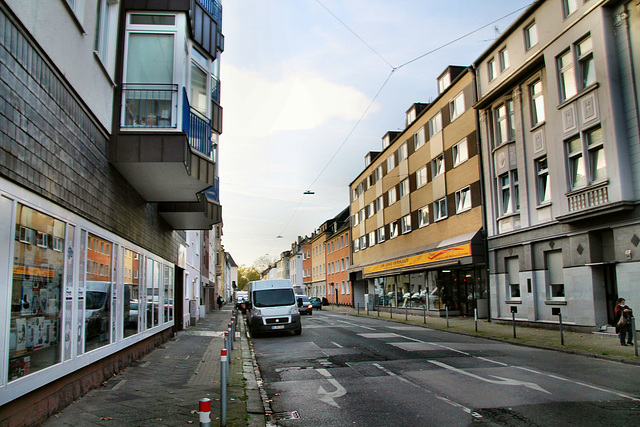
xmin=251 ymin=311 xmax=640 ymax=426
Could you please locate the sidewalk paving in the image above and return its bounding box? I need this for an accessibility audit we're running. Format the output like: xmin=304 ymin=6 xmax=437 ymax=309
xmin=325 ymin=304 xmax=640 ymax=364
xmin=43 ymin=306 xmax=265 ymax=427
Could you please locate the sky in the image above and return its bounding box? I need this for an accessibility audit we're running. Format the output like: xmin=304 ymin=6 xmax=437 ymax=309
xmin=218 ymin=0 xmax=533 ymax=267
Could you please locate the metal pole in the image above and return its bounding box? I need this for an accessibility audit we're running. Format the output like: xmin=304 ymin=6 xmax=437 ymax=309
xmin=357 ymin=303 xmax=360 ymax=315
xmin=512 ymin=312 xmax=516 ymax=339
xmin=474 ymin=308 xmax=478 ymax=333
xmin=377 ymin=304 xmax=379 ymax=317
xmin=390 ymin=305 xmax=393 ymax=319
xmin=559 ymin=313 xmax=564 ymax=346
xmin=199 ymin=398 xmax=211 ymax=427
xmin=423 ymin=305 xmax=426 ymax=324
xmin=366 ymin=302 xmax=369 ymax=316
xmin=632 ymin=317 xmax=638 ymax=357
xmin=220 ymin=349 xmax=227 ymax=426
xmin=405 ymin=305 xmax=408 ymax=321
xmin=446 ymin=305 xmax=449 ymax=328
xmin=228 ymin=323 xmax=233 ymax=351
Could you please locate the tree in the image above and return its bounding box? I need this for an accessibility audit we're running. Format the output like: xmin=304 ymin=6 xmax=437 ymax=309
xmin=237 ymin=265 xmax=261 ymax=290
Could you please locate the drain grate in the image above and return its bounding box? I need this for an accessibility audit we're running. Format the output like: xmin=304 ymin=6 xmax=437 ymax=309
xmin=272 ymin=411 xmax=300 ymax=421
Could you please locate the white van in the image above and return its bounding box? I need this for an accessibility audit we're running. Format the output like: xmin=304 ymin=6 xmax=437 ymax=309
xmin=246 ymin=279 xmax=301 ymax=336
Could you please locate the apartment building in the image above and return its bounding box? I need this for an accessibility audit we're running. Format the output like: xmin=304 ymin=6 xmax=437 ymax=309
xmin=0 ymin=0 xmax=224 ymax=423
xmin=349 ymin=66 xmax=487 ymax=317
xmin=474 ymin=0 xmax=640 ymax=329
xmin=309 ymin=222 xmax=329 ymax=298
xmin=289 ymin=238 xmax=305 ymax=295
xmin=325 ymin=208 xmax=353 ymax=305
xmin=302 ymin=238 xmax=312 ymax=290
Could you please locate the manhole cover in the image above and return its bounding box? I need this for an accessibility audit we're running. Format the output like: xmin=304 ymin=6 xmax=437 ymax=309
xmin=272 ymin=411 xmax=300 ymax=421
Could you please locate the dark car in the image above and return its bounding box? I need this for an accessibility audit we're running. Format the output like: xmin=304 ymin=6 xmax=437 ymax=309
xmin=309 ymin=297 xmax=322 ymax=310
xmin=296 ymin=295 xmax=313 ymax=315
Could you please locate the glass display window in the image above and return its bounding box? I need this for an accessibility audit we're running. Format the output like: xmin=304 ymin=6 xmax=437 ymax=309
xmin=123 ymin=248 xmax=141 ymax=338
xmin=84 ymin=233 xmax=113 ymax=352
xmin=8 ymin=204 xmax=65 ymax=382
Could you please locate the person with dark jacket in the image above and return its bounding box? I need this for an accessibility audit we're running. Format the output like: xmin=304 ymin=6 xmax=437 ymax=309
xmin=614 ymin=298 xmax=634 ymax=346
xmin=217 ymin=295 xmax=224 ymax=310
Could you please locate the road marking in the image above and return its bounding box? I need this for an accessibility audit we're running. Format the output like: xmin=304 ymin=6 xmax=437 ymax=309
xmin=316 ymin=368 xmax=347 ymax=408
xmin=515 ymin=367 xmax=640 ymax=401
xmin=428 ymin=360 xmax=550 ymax=394
xmin=331 ymin=342 xmax=343 ymax=348
xmin=336 ymin=320 xmax=376 ymax=330
xmin=373 ymin=363 xmax=482 ymax=419
xmin=475 ymin=356 xmax=509 ymax=366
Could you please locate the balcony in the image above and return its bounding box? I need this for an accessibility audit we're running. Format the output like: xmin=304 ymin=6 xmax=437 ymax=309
xmin=111 ymin=84 xmax=220 ymax=230
xmin=557 ymin=181 xmax=633 ymax=223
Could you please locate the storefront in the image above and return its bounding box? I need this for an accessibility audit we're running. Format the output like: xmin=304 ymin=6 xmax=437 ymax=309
xmin=364 ymin=241 xmax=488 ymax=317
xmin=1 ymin=182 xmax=175 ymax=405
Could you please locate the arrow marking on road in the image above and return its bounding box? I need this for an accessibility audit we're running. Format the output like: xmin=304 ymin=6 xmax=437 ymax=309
xmin=316 ymin=368 xmax=347 ymax=408
xmin=428 ymin=360 xmax=551 ymax=394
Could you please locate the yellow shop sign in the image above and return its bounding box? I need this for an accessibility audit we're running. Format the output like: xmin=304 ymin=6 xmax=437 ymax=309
xmin=363 ymin=244 xmax=472 ymax=275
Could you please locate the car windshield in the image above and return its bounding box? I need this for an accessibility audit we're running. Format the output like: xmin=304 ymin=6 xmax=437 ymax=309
xmin=297 ymin=296 xmax=310 ymax=303
xmin=253 ymin=289 xmax=295 ymax=308
xmin=310 ymin=297 xmax=320 ymax=302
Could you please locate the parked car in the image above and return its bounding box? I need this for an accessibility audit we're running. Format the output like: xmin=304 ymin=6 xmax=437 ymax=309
xmin=296 ymin=295 xmax=313 ymax=315
xmin=309 ymin=297 xmax=322 ymax=310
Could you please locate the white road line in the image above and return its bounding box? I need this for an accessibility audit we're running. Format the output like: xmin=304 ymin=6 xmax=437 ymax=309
xmin=336 ymin=320 xmax=376 ymax=330
xmin=475 ymin=356 xmax=509 ymax=366
xmin=373 ymin=363 xmax=482 ymax=419
xmin=331 ymin=341 xmax=343 ymax=348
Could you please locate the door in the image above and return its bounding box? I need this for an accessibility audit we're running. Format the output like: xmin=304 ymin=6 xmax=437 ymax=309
xmin=604 ymin=264 xmax=618 ymax=325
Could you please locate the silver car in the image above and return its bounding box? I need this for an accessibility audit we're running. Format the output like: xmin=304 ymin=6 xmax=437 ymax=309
xmin=296 ymin=295 xmax=313 ymax=315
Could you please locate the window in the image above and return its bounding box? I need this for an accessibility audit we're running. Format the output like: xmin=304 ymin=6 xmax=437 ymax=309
xmin=577 ymin=36 xmax=595 ymax=90
xmin=434 ymin=198 xmax=447 ymax=221
xmin=368 ymin=231 xmax=376 ymax=247
xmin=449 ymin=92 xmax=465 ymax=122
xmin=546 ymin=250 xmax=565 ymax=299
xmin=358 ymin=209 xmax=365 ymax=223
xmin=387 ymin=155 xmax=396 ymax=171
xmin=399 ymin=179 xmax=409 ymax=198
xmin=499 ymin=47 xmax=509 ymax=71
xmin=353 ymin=239 xmax=360 ymax=252
xmin=524 ymin=22 xmax=538 ymax=50
xmin=388 ymin=187 xmax=397 ymax=205
xmin=498 ymin=171 xmax=519 ymax=215
xmin=389 ymin=221 xmax=399 ymax=239
xmin=506 ymin=257 xmax=520 ymax=299
xmin=568 ymin=127 xmax=606 ymax=188
xmin=438 ymin=72 xmax=450 ymax=94
xmin=346 ymin=257 xmax=350 ymax=268
xmin=374 ymin=165 xmax=383 ymax=182
xmin=191 ymin=58 xmax=208 ymax=115
xmin=406 ymin=108 xmax=416 ymax=125
xmin=367 ymin=203 xmax=374 ymax=218
xmin=376 ymin=227 xmax=385 ymax=243
xmin=495 ymin=100 xmax=515 ymax=145
xmin=455 ymin=186 xmax=472 ymax=213
xmin=452 ymin=138 xmax=468 ymax=167
xmin=375 ymin=196 xmax=384 ymax=212
xmin=94 ymin=0 xmax=111 ymax=64
xmin=488 ymin=58 xmax=497 ymax=81
xmin=558 ymin=50 xmax=577 ymax=101
xmin=588 ymin=127 xmax=606 ymax=181
xmin=416 ymin=166 xmax=428 ymax=188
xmin=66 ymin=0 xmax=86 ymax=22
xmin=431 ymin=154 xmax=445 ymax=178
xmin=418 ymin=205 xmax=429 ymax=228
xmin=530 ymin=80 xmax=545 ymax=126
xmin=401 ymin=215 xmax=412 ymax=234
xmin=382 ymin=134 xmax=391 ymax=148
xmin=398 ymin=143 xmax=408 ymax=163
xmin=428 ymin=112 xmax=442 ymax=138
xmin=536 ymin=157 xmax=551 ymax=204
xmin=352 ymin=214 xmax=359 ymax=227
xmin=563 ymin=0 xmax=579 ymax=17
xmin=360 ymin=236 xmax=367 ymax=250
xmin=414 ymin=127 xmax=425 ymax=151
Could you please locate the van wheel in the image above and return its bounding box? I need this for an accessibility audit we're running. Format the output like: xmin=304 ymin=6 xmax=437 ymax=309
xmin=294 ymin=326 xmax=302 ymax=335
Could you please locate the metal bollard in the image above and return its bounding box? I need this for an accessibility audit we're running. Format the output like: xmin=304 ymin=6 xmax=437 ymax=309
xmin=632 ymin=317 xmax=638 ymax=357
xmin=405 ymin=305 xmax=408 ymax=321
xmin=199 ymin=398 xmax=211 ymax=427
xmin=474 ymin=308 xmax=478 ymax=333
xmin=423 ymin=305 xmax=426 ymax=324
xmin=357 ymin=303 xmax=359 ymax=314
xmin=390 ymin=305 xmax=393 ymax=319
xmin=220 ymin=349 xmax=227 ymax=426
xmin=446 ymin=306 xmax=449 ymax=328
xmin=224 ymin=330 xmax=230 ymax=356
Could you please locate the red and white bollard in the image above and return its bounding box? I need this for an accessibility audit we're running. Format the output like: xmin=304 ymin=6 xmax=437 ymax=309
xmin=220 ymin=348 xmax=228 ymax=426
xmin=199 ymin=397 xmax=211 ymax=427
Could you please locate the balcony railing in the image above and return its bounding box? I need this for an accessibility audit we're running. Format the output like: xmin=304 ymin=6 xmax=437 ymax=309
xmin=196 ymin=0 xmax=222 ymax=25
xmin=567 ymin=183 xmax=609 ymax=212
xmin=121 ymin=84 xmax=178 ymax=129
xmin=183 ymin=89 xmax=213 ymax=157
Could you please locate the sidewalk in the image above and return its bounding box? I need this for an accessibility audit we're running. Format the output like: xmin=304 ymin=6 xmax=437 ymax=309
xmin=325 ymin=304 xmax=640 ymax=364
xmin=43 ymin=306 xmax=265 ymax=427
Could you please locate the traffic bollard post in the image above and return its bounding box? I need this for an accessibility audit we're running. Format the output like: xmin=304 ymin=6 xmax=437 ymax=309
xmin=474 ymin=308 xmax=478 ymax=333
xmin=220 ymin=349 xmax=227 ymax=426
xmin=423 ymin=305 xmax=426 ymax=324
xmin=199 ymin=398 xmax=211 ymax=427
xmin=446 ymin=306 xmax=449 ymax=328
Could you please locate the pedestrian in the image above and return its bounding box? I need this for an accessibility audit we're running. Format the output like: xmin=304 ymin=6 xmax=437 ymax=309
xmin=217 ymin=295 xmax=224 ymax=310
xmin=614 ymin=297 xmax=634 ymax=346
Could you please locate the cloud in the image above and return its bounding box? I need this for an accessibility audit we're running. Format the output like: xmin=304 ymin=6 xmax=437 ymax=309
xmin=220 ymin=65 xmax=377 ymax=138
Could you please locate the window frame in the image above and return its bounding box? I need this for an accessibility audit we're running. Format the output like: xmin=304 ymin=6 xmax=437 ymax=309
xmin=563 ymin=0 xmax=579 ymax=18
xmin=498 ymin=170 xmax=519 ymax=216
xmin=434 ymin=198 xmax=448 ymax=221
xmin=418 ymin=205 xmax=429 ymax=228
xmin=400 ymin=215 xmax=412 ymax=234
xmin=524 ymin=21 xmax=538 ymax=51
xmin=389 ymin=221 xmax=399 ymax=239
xmin=376 ymin=227 xmax=385 ymax=243
xmin=449 ymin=92 xmax=465 ymax=122
xmin=455 ymin=186 xmax=472 ymax=213
xmin=431 ymin=154 xmax=445 ymax=178
xmin=428 ymin=112 xmax=443 ymax=138
xmin=499 ymin=47 xmax=509 ymax=72
xmin=452 ymin=138 xmax=468 ymax=167
xmin=414 ymin=127 xmax=425 ymax=151
xmin=387 ymin=154 xmax=396 ymax=172
xmin=577 ymin=35 xmax=595 ymax=90
xmin=488 ymin=57 xmax=497 ymax=82
xmin=399 ymin=179 xmax=410 ymax=199
xmin=416 ymin=166 xmax=428 ymax=188
xmin=494 ymin=99 xmax=515 ymax=145
xmin=536 ymin=156 xmax=551 ymax=205
xmin=558 ymin=49 xmax=577 ymax=102
xmin=398 ymin=142 xmax=408 ymax=163
xmin=388 ymin=187 xmax=397 ymax=205
xmin=529 ymin=79 xmax=545 ymax=126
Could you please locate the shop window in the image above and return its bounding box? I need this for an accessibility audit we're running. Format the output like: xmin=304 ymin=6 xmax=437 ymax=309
xmin=85 ymin=233 xmax=113 ymax=352
xmin=123 ymin=248 xmax=142 ymax=338
xmin=9 ymin=204 xmax=65 ymax=381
